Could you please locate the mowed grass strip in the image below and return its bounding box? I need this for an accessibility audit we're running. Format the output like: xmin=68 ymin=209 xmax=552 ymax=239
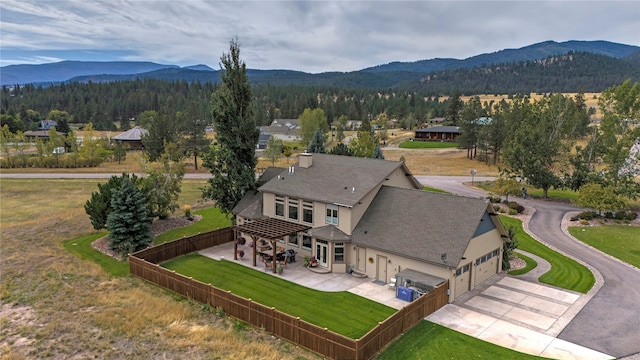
xmin=568 ymin=226 xmax=640 ymax=268
xmin=508 ymin=251 xmax=538 ymax=276
xmin=62 ymin=231 xmax=129 ymax=277
xmin=154 ymin=207 xmax=232 ymax=244
xmin=162 ymin=253 xmax=396 ymax=339
xmin=375 ymin=321 xmax=544 ymax=360
xmin=500 ymin=216 xmax=595 ymax=293
xmin=399 ymin=141 xmax=458 ymax=149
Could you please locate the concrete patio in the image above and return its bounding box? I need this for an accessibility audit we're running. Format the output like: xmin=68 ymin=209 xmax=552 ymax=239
xmin=198 ymin=241 xmax=409 ymax=309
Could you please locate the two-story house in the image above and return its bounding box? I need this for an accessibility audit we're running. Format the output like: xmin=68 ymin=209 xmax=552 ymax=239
xmin=233 ymin=153 xmax=507 ymax=301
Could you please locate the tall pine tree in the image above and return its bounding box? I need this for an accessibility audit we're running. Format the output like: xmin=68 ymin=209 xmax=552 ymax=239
xmin=203 ymin=39 xmax=259 ymax=216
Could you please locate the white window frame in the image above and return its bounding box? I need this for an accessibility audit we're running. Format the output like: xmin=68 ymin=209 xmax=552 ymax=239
xmin=326 ymin=204 xmax=338 ymax=225
xmin=334 ymin=242 xmax=345 ymax=263
xmin=275 ymin=195 xmax=284 ymax=217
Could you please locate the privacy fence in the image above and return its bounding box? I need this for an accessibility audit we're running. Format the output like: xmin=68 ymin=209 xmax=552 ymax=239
xmin=129 ymin=228 xmax=449 ymax=360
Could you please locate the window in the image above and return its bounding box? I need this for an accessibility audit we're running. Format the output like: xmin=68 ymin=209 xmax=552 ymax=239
xmin=302 ymin=233 xmax=312 ymax=250
xmin=302 ymin=201 xmax=313 ymax=224
xmin=275 ymin=196 xmax=284 ymax=217
xmin=455 ymin=264 xmax=470 ymax=276
xmin=288 ymin=234 xmax=299 ymax=246
xmin=326 ymin=204 xmax=338 ymax=225
xmin=277 ymin=238 xmax=284 ymax=244
xmin=288 ymin=198 xmax=299 ymax=221
xmin=334 ymin=242 xmax=344 ymax=263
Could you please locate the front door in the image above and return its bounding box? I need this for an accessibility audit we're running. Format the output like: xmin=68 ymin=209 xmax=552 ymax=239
xmin=316 ymin=241 xmax=328 ymax=267
xmin=356 ymin=247 xmax=366 ymax=272
xmin=376 ymin=255 xmax=388 ymax=282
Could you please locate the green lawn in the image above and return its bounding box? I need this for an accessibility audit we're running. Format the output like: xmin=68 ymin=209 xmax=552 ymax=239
xmin=500 ymin=216 xmax=594 ymax=293
xmin=422 ymin=186 xmax=449 ymax=194
xmin=568 ymin=226 xmax=640 ymax=268
xmin=508 ymin=251 xmax=538 ymax=276
xmin=399 ymin=141 xmax=459 ymax=149
xmin=375 ymin=321 xmax=545 ymax=360
xmin=154 ymin=207 xmax=232 ymax=244
xmin=63 ymin=231 xmax=129 ymax=277
xmin=162 ymin=253 xmax=395 ymax=339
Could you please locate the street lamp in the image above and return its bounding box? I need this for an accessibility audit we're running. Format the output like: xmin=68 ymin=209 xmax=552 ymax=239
xmin=471 ymin=169 xmax=477 ymax=185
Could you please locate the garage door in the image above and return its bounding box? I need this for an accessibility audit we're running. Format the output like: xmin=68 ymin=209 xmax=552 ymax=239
xmin=454 ymin=263 xmax=471 ymax=298
xmin=475 ymin=249 xmax=500 ymax=285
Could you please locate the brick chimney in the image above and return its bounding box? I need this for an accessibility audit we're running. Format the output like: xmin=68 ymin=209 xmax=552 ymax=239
xmin=299 ymin=152 xmax=312 ymax=168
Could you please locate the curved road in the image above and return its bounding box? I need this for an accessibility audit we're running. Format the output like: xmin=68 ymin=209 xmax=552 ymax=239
xmin=417 ymin=176 xmax=640 ymax=359
xmin=3 ymin=173 xmax=639 ymax=357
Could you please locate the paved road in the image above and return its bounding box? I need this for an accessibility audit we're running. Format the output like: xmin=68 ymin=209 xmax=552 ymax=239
xmin=417 ymin=175 xmax=640 ymax=359
xmin=5 ymin=173 xmax=639 ymax=357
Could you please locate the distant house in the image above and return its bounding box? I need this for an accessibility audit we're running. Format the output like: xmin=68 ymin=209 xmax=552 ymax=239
xmin=428 ymin=117 xmax=445 ymax=124
xmin=257 ymin=133 xmax=271 ymax=149
xmin=414 ymin=126 xmax=460 ymax=142
xmin=259 ymin=125 xmax=301 ymax=141
xmin=233 ymin=153 xmax=507 ymax=302
xmin=113 ymin=126 xmax=148 ymax=149
xmin=40 ymin=119 xmax=58 ymax=130
xmin=24 ymin=130 xmax=64 ymax=141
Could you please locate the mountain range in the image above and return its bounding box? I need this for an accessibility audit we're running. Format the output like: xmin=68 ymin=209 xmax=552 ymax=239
xmin=2 ymin=40 xmax=639 ymax=92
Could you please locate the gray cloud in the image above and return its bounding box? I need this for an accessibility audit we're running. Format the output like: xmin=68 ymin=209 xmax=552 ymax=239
xmin=1 ymin=0 xmax=638 ymax=72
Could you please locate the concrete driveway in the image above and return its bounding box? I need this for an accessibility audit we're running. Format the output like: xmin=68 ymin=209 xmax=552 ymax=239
xmin=427 ymin=274 xmax=612 ymax=360
xmin=416 ymin=176 xmax=640 ymax=359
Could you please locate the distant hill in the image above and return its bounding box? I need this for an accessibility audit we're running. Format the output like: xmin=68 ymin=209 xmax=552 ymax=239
xmin=0 ymin=60 xmax=179 ymax=85
xmin=2 ymin=40 xmax=639 ymax=91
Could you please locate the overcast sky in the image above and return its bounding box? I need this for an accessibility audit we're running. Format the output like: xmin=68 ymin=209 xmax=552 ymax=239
xmin=1 ymin=1 xmax=639 ymax=73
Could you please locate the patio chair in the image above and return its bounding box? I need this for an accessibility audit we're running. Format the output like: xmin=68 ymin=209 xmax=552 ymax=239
xmin=278 ymin=256 xmax=287 ymax=268
xmin=388 ymin=278 xmax=396 ymax=291
xmin=264 ymin=260 xmax=273 ymax=272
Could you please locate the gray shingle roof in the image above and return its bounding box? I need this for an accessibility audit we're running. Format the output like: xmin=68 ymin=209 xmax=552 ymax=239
xmin=258 ymin=154 xmax=420 ymax=207
xmin=415 ymin=126 xmax=460 ymax=134
xmin=233 ymin=167 xmax=286 ymax=219
xmin=307 ymin=225 xmax=350 ymax=242
xmin=351 ymin=186 xmax=492 ymax=269
xmin=113 ymin=126 xmax=148 ymax=140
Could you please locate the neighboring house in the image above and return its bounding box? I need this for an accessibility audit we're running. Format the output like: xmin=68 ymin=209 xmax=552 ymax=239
xmin=40 ymin=119 xmax=58 ymax=130
xmin=233 ymin=153 xmax=507 ymax=302
xmin=271 ymin=119 xmax=300 ymax=129
xmin=24 ymin=130 xmax=63 ymax=140
xmin=428 ymin=117 xmax=445 ymax=125
xmin=259 ymin=125 xmax=301 ymax=141
xmin=257 ymin=133 xmax=271 ymax=149
xmin=113 ymin=126 xmax=148 ymax=149
xmin=414 ymin=126 xmax=460 ymax=141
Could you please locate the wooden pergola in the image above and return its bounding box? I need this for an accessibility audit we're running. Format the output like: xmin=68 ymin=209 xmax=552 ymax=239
xmin=233 ymin=218 xmax=311 ymax=273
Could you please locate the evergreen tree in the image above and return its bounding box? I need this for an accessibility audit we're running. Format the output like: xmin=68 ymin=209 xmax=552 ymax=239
xmin=106 ymin=178 xmax=152 ymax=258
xmin=203 ymin=39 xmax=259 ymax=216
xmin=445 ymin=90 xmax=464 ymax=126
xmin=372 ymin=142 xmax=385 ymax=159
xmin=328 ymin=143 xmax=353 ymax=156
xmin=306 ymin=128 xmax=326 ymax=153
xmin=85 ymin=173 xmax=141 ymax=230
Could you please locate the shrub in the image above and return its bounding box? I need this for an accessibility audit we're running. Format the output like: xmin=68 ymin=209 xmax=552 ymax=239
xmin=577 ymin=211 xmax=598 ymax=220
xmin=570 ymin=216 xmax=579 ymax=221
xmin=579 ymin=219 xmax=589 ymax=225
xmin=486 ymin=194 xmax=501 ymax=203
xmin=498 ymin=207 xmax=506 ymax=213
xmin=626 ymin=212 xmax=638 ymax=221
xmin=215 ymin=306 xmax=226 ymax=318
xmin=508 ymin=208 xmax=518 ymax=215
xmin=508 ymin=201 xmax=520 ymax=209
xmin=493 ymin=205 xmax=501 ymax=212
xmin=604 ymin=211 xmax=614 ymax=219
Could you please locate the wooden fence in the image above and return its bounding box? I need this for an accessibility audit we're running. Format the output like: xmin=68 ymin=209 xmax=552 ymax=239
xmin=129 ymin=228 xmax=449 ymax=359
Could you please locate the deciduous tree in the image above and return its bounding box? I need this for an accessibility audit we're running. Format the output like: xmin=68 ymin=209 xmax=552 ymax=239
xmin=299 ymin=108 xmax=328 ymax=146
xmin=263 ymin=136 xmax=283 ymax=165
xmin=574 ymin=183 xmax=627 ymax=215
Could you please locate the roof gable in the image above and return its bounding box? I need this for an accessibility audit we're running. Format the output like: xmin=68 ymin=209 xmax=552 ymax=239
xmin=114 ymin=126 xmax=148 ymax=141
xmin=258 ymin=154 xmax=419 ymax=207
xmin=351 ymin=186 xmax=492 ymax=268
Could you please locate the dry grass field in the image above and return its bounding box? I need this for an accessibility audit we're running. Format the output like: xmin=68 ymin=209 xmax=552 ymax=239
xmin=0 ymin=178 xmax=317 ymax=359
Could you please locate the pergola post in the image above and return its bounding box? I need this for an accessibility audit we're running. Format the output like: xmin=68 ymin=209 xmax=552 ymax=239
xmin=271 ymin=240 xmax=277 ymax=274
xmin=250 ymin=235 xmax=258 ymax=267
xmin=233 ymin=229 xmax=238 ymax=260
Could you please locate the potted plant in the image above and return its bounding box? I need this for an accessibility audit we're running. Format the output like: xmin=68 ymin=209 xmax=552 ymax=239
xmin=309 ymin=256 xmax=318 ymax=267
xmin=247 ymin=241 xmax=253 ymax=248
xmin=276 ymin=265 xmax=284 ymax=274
xmin=236 ymin=237 xmax=246 ymax=246
xmin=236 ymin=249 xmax=245 ymax=258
